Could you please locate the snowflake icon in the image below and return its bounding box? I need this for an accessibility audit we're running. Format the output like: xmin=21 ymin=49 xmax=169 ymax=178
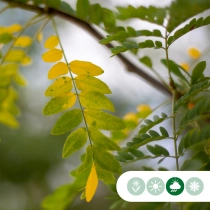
xmin=189 ymin=181 xmax=200 ymax=192
xmin=186 ymin=177 xmax=204 ymax=196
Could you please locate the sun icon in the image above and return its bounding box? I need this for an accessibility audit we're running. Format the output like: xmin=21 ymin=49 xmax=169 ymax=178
xmin=148 ymin=179 xmax=163 ymax=194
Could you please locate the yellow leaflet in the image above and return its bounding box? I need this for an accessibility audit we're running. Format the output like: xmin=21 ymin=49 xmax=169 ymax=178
xmin=0 ymin=111 xmax=19 ymax=128
xmin=21 ymin=56 xmax=32 ymax=66
xmin=86 ymin=163 xmax=98 ymax=202
xmin=15 ymin=36 xmax=32 ymax=47
xmin=45 ymin=76 xmax=72 ymax=97
xmin=43 ymin=92 xmax=76 ymax=115
xmin=14 ymin=74 xmax=27 ymax=86
xmin=5 ymin=50 xmax=25 ymax=62
xmin=42 ymin=49 xmax=62 ymax=62
xmin=48 ymin=62 xmax=68 ymax=79
xmin=44 ymin=35 xmax=59 ymax=49
xmin=70 ymin=60 xmax=104 ymax=76
xmin=36 ymin=32 xmax=43 ymax=43
xmin=6 ymin=24 xmax=22 ymax=34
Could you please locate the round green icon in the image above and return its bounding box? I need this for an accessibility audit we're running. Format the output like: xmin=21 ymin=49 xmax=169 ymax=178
xmin=147 ymin=177 xmax=165 ymax=195
xmin=166 ymin=177 xmax=184 ymax=196
xmin=186 ymin=177 xmax=204 ymax=196
xmin=127 ymin=177 xmax=145 ymax=195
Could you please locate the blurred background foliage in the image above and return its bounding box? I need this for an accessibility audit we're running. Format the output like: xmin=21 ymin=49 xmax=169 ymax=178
xmin=0 ymin=0 xmax=210 ymax=210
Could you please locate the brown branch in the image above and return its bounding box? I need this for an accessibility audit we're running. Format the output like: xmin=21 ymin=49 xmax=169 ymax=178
xmin=1 ymin=0 xmax=172 ymax=96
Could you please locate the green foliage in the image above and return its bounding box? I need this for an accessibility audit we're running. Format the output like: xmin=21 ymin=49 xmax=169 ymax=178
xmin=174 ymin=80 xmax=210 ymax=112
xmin=168 ymin=16 xmax=210 ymax=46
xmin=117 ymin=5 xmax=166 ymax=25
xmin=167 ymin=0 xmax=210 ymax=32
xmin=2 ymin=0 xmax=210 ymax=209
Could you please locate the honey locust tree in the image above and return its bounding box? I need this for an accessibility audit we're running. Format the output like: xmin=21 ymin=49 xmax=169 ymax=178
xmin=0 ymin=0 xmax=210 ymax=210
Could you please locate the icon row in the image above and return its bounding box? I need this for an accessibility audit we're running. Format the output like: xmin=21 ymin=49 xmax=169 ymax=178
xmin=127 ymin=177 xmax=204 ymax=196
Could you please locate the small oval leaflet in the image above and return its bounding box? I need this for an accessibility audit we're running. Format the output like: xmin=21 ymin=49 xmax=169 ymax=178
xmin=44 ymin=35 xmax=59 ymax=49
xmin=45 ymin=76 xmax=72 ymax=97
xmin=43 ymin=92 xmax=76 ymax=115
xmin=75 ymin=75 xmax=111 ymax=94
xmin=48 ymin=62 xmax=69 ymax=79
xmin=51 ymin=109 xmax=83 ymax=135
xmin=42 ymin=49 xmax=63 ymax=62
xmin=70 ymin=60 xmax=104 ymax=76
xmin=62 ymin=127 xmax=87 ymax=158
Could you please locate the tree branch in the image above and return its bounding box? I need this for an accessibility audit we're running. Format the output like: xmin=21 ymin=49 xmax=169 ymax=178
xmin=0 ymin=0 xmax=172 ymax=96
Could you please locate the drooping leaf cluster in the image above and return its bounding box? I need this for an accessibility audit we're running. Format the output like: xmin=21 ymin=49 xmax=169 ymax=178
xmin=42 ymin=34 xmax=125 ymax=203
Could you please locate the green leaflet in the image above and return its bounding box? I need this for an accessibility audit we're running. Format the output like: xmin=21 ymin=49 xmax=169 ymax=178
xmin=174 ymin=80 xmax=210 ymax=112
xmin=138 ymin=113 xmax=168 ymax=134
xmin=178 ymin=126 xmax=210 ymax=154
xmin=75 ymin=75 xmax=111 ymax=94
xmin=43 ymin=92 xmax=76 ymax=115
xmin=117 ymin=5 xmax=166 ymax=25
xmin=139 ymin=56 xmax=153 ymax=68
xmin=167 ymin=0 xmax=210 ymax=32
xmin=180 ymin=159 xmax=203 ymax=171
xmin=161 ymin=59 xmax=189 ymax=85
xmin=51 ymin=109 xmax=83 ymax=135
xmin=102 ymin=8 xmax=116 ymax=31
xmin=77 ymin=145 xmax=92 ymax=174
xmin=180 ymin=97 xmax=210 ymax=127
xmin=62 ymin=128 xmax=87 ymax=158
xmin=95 ymin=164 xmax=115 ymax=184
xmin=0 ymin=33 xmax=13 ymax=44
xmin=59 ymin=1 xmax=75 ymax=15
xmin=92 ymin=146 xmax=122 ymax=174
xmin=76 ymin=0 xmax=90 ymax=19
xmin=84 ymin=109 xmax=125 ymax=131
xmin=100 ymin=28 xmax=162 ymax=45
xmin=147 ymin=144 xmax=169 ymax=156
xmin=191 ymin=61 xmax=206 ymax=85
xmin=89 ymin=4 xmax=103 ymax=25
xmin=79 ymin=91 xmax=115 ymax=111
xmin=89 ymin=127 xmax=120 ymax=151
xmin=168 ymin=17 xmax=210 ymax=46
xmin=46 ymin=0 xmax=61 ymax=8
xmin=45 ymin=77 xmax=72 ymax=97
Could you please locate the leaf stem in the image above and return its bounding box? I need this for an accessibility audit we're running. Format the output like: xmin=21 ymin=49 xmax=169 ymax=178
xmin=172 ymin=90 xmax=180 ymax=171
xmin=51 ymin=17 xmax=94 ymax=151
xmin=0 ymin=13 xmax=41 ymax=66
xmin=164 ymin=27 xmax=180 ymax=171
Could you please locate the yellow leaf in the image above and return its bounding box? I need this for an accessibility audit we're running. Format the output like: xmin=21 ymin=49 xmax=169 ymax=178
xmin=43 ymin=92 xmax=76 ymax=115
xmin=36 ymin=32 xmax=43 ymax=43
xmin=45 ymin=76 xmax=72 ymax=97
xmin=187 ymin=47 xmax=201 ymax=59
xmin=21 ymin=56 xmax=32 ymax=66
xmin=15 ymin=36 xmax=32 ymax=47
xmin=42 ymin=49 xmax=63 ymax=62
xmin=6 ymin=24 xmax=22 ymax=34
xmin=0 ymin=111 xmax=19 ymax=128
xmin=5 ymin=50 xmax=25 ymax=62
xmin=75 ymin=75 xmax=111 ymax=94
xmin=70 ymin=60 xmax=104 ymax=76
xmin=48 ymin=62 xmax=68 ymax=79
xmin=14 ymin=74 xmax=27 ymax=86
xmin=86 ymin=163 xmax=98 ymax=202
xmin=180 ymin=62 xmax=189 ymax=72
xmin=44 ymin=35 xmax=59 ymax=49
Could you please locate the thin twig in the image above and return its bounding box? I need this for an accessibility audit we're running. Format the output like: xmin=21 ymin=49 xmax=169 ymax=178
xmin=0 ymin=0 xmax=172 ymax=96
